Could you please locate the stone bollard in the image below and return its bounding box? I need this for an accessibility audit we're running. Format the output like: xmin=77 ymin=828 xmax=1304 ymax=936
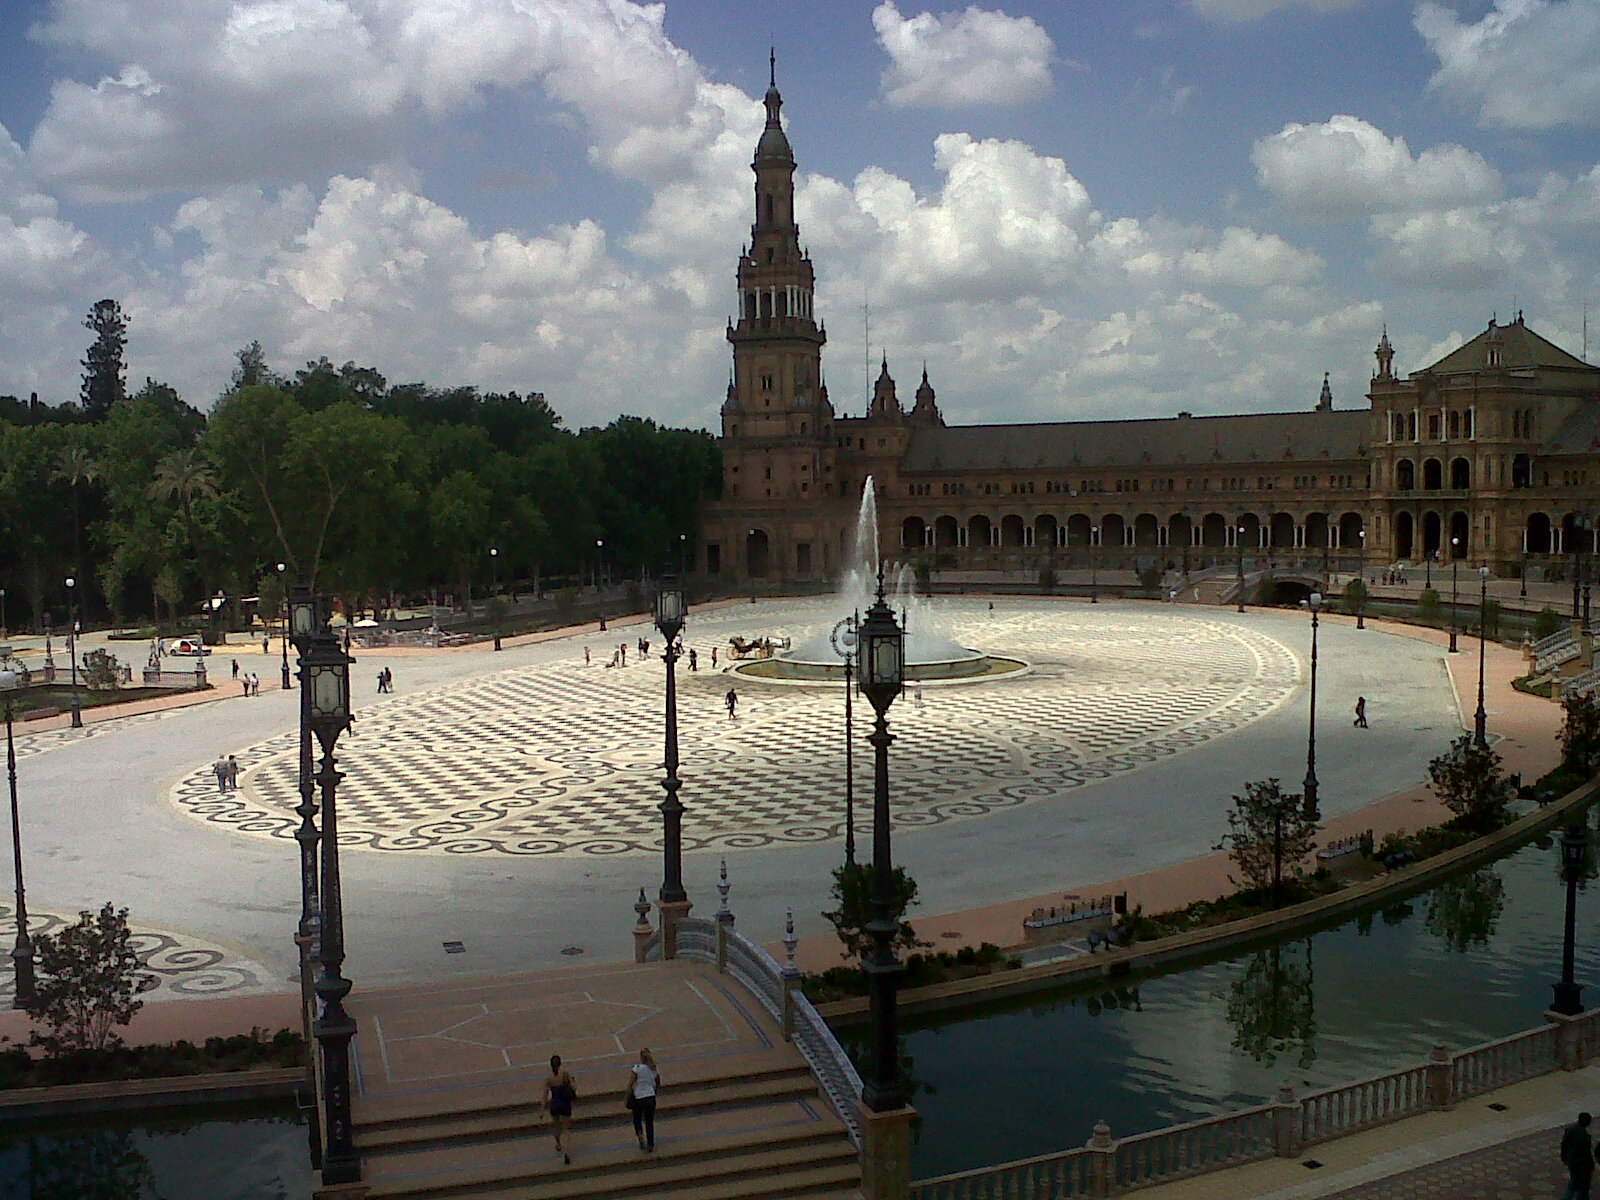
xmin=632 ymin=889 xmax=654 ymax=964
xmin=780 ymin=907 xmax=801 ymax=1042
xmin=1087 ymin=1119 xmax=1117 ymax=1198
xmin=1426 ymin=1043 xmax=1454 ymax=1111
xmin=1272 ymin=1083 xmax=1300 ymax=1158
xmin=856 ymin=1101 xmax=916 ymax=1200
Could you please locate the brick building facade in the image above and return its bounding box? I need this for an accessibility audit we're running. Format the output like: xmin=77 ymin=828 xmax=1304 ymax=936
xmin=698 ymin=80 xmax=1600 ymax=586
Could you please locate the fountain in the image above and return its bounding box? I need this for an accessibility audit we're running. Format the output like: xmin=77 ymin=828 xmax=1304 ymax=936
xmin=730 ymin=477 xmax=1028 ymax=684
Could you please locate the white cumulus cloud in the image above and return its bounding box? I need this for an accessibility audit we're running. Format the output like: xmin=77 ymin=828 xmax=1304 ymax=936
xmin=872 ymin=1 xmax=1053 ymax=108
xmin=1415 ymin=0 xmax=1600 ymax=130
xmin=1252 ymin=115 xmax=1501 ymax=218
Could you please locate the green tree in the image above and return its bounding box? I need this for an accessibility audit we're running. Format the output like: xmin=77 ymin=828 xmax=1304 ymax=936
xmin=148 ymin=447 xmax=220 ymax=617
xmin=1534 ymin=607 xmax=1563 ymax=641
xmin=23 ymin=902 xmax=155 ymax=1056
xmin=1560 ymin=692 xmax=1600 ymax=775
xmin=821 ymin=861 xmax=926 ymax=961
xmin=231 ymin=339 xmax=274 ymax=390
xmin=1428 ymin=736 xmax=1515 ymax=831
xmin=79 ymin=299 xmax=128 ymax=420
xmin=1342 ymin=576 xmax=1369 ymax=620
xmin=1215 ymin=778 xmax=1320 ymax=906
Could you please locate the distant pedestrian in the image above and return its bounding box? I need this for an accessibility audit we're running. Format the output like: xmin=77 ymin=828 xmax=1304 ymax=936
xmin=627 ymin=1047 xmax=660 ymax=1152
xmin=225 ymin=755 xmax=239 ymax=791
xmin=725 ymin=687 xmax=737 ymax=719
xmin=542 ymin=1054 xmax=577 ymax=1164
xmin=710 ymin=646 xmax=718 ymax=669
xmin=1559 ymin=1111 xmax=1595 ymax=1200
xmin=232 ymin=659 xmax=239 ymax=679
xmin=383 ymin=667 xmax=393 ymax=693
xmin=914 ymin=683 xmax=924 ymax=708
xmin=240 ymin=675 xmax=250 ymax=698
xmin=377 ymin=670 xmax=386 ymax=694
xmin=584 ymin=646 xmax=591 ymax=666
xmin=688 ymin=648 xmax=698 ymax=671
xmin=1353 ymin=696 xmax=1368 ymax=728
xmin=620 ymin=643 xmax=628 ymax=667
xmin=212 ymin=756 xmax=228 ymax=794
xmin=262 ymin=635 xmax=270 ymax=653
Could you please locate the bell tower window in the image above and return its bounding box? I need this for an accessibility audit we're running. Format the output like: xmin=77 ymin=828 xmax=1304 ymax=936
xmin=761 ymin=372 xmax=774 ymax=391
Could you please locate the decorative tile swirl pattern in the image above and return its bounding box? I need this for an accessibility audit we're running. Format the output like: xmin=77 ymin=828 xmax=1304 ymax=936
xmin=166 ymin=608 xmax=1300 ymax=858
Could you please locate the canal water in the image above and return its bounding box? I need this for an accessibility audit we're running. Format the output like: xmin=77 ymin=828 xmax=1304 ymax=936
xmin=0 ymin=1100 xmax=312 ymax=1199
xmin=867 ymin=813 xmax=1600 ymax=1179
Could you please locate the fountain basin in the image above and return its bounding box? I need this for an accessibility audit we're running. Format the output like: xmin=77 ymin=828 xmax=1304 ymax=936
xmin=730 ymin=652 xmax=1029 ymax=685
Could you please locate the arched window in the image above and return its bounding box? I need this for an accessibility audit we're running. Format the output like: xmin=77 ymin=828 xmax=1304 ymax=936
xmin=1448 ymin=410 xmax=1460 ymax=439
xmin=1423 ymin=458 xmax=1443 ymax=490
xmin=1396 ymin=459 xmax=1415 ymax=490
xmin=764 ymin=194 xmax=774 ymax=223
xmin=1450 ymin=457 xmax=1471 ymax=489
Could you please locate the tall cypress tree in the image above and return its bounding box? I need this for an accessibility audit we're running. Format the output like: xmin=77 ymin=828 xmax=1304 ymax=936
xmin=80 ymin=299 xmax=127 ymax=420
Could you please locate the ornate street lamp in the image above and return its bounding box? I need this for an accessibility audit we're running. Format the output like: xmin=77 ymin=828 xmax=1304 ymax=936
xmin=64 ymin=576 xmax=82 ymax=728
xmin=653 ymin=578 xmax=691 ymax=954
xmin=489 ymin=546 xmax=499 ymax=597
xmin=0 ymin=669 xmax=34 ymax=1008
xmin=830 ymin=614 xmax=860 ymax=865
xmin=303 ymin=627 xmax=358 ymax=1186
xmin=1552 ymin=822 xmax=1588 ymax=1016
xmin=277 ymin=563 xmax=292 ymax=690
xmin=1090 ymin=525 xmax=1099 ymax=604
xmin=595 ymin=539 xmax=607 ymax=630
xmin=1301 ymin=592 xmax=1322 ymax=821
xmin=1425 ymin=548 xmax=1433 ymax=591
xmin=1237 ymin=523 xmax=1248 ymax=613
xmin=1178 ymin=512 xmax=1190 ymax=582
xmin=857 ymin=572 xmax=906 ymax=1114
xmin=1357 ymin=530 xmax=1367 ymax=629
xmin=1448 ymin=538 xmax=1460 ymax=653
xmin=1475 ymin=565 xmax=1490 ymax=747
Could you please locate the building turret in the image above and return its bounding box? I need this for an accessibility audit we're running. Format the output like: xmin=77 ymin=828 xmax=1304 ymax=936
xmin=910 ymin=364 xmax=943 ymax=425
xmin=1374 ymin=326 xmax=1394 ymax=381
xmin=1317 ymin=372 xmax=1333 ymax=412
xmin=868 ymin=355 xmax=902 ymax=421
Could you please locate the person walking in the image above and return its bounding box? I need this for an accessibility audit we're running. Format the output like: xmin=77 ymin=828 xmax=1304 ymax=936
xmin=584 ymin=646 xmax=591 ymax=666
xmin=541 ymin=1054 xmax=577 ymax=1164
xmin=688 ymin=648 xmax=698 ymax=671
xmin=710 ymin=646 xmax=718 ymax=669
xmin=1560 ymin=1111 xmax=1596 ymax=1200
xmin=725 ymin=687 xmax=737 ymax=719
xmin=1353 ymin=696 xmax=1368 ymax=728
xmin=224 ymin=755 xmax=239 ymax=792
xmin=626 ymin=1047 xmax=661 ymax=1152
xmin=212 ymin=756 xmax=228 ymax=794
xmin=231 ymin=659 xmax=239 ymax=679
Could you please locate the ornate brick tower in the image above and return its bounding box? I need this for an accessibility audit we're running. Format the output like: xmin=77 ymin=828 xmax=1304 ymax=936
xmin=701 ymin=58 xmax=841 ymax=582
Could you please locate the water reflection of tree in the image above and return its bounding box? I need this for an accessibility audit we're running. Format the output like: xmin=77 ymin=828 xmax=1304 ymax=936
xmin=1425 ymin=866 xmax=1506 ymax=953
xmin=1223 ymin=942 xmax=1317 ymax=1069
xmin=19 ymin=1126 xmax=163 ymax=1200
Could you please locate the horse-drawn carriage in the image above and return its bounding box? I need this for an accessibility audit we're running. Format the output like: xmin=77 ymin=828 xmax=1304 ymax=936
xmin=726 ymin=635 xmax=790 ymax=660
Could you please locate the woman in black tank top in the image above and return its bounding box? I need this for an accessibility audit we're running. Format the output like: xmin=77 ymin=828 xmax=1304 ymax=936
xmin=541 ymin=1053 xmax=577 ymax=1163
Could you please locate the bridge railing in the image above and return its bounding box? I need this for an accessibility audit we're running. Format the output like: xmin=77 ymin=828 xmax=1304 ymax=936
xmin=911 ymin=1009 xmax=1600 ymax=1198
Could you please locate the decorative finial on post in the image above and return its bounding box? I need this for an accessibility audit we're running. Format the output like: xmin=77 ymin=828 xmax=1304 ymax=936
xmin=633 ymin=887 xmax=655 ymax=963
xmin=875 ymin=561 xmax=886 ymax=604
xmin=783 ymin=907 xmax=799 ymax=977
xmin=634 ymin=887 xmax=652 ymax=929
xmin=769 ymin=47 xmax=776 ymax=88
xmin=716 ymin=858 xmax=733 ymax=926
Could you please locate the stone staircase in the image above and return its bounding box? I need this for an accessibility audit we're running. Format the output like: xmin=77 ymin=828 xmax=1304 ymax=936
xmin=345 ymin=960 xmax=861 ymax=1200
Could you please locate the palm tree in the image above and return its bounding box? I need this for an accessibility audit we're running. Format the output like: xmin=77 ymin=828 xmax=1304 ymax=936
xmin=149 ymin=449 xmax=220 ymax=626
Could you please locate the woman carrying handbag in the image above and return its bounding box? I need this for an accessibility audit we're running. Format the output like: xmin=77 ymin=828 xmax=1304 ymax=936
xmin=626 ymin=1047 xmax=660 ymax=1152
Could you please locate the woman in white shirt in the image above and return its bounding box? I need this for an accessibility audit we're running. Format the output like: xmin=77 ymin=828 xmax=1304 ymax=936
xmin=627 ymin=1047 xmax=660 ymax=1152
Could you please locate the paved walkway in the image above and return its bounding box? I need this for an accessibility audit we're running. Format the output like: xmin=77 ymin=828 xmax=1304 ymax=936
xmin=1137 ymin=1063 xmax=1600 ymax=1199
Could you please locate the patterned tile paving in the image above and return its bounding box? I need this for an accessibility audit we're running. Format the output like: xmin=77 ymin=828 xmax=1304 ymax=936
xmin=165 ymin=608 xmax=1301 ymax=858
xmin=1321 ymin=1125 xmax=1562 ymax=1199
xmin=0 ymin=902 xmax=274 ymax=1000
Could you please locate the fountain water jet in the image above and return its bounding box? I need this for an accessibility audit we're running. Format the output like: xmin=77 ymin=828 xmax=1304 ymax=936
xmin=730 ymin=478 xmax=1027 ymax=684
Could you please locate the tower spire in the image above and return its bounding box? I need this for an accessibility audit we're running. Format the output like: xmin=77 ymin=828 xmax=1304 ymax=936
xmin=770 ymin=47 xmax=776 ymax=89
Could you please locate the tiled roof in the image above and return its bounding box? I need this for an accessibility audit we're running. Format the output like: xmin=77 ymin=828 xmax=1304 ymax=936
xmin=900 ymin=410 xmax=1368 ymax=473
xmin=1422 ymin=318 xmax=1592 ymax=374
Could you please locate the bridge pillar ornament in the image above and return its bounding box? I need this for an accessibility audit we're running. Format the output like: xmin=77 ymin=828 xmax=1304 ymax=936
xmin=857 ymin=1100 xmax=915 ymax=1200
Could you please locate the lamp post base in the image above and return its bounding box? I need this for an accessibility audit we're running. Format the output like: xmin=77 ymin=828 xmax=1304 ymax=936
xmin=1552 ymin=980 xmax=1584 ymax=1017
xmin=1448 ymin=630 xmax=1458 ymax=653
xmin=856 ymin=1100 xmax=916 ymax=1200
xmin=658 ymin=898 xmax=692 ymax=961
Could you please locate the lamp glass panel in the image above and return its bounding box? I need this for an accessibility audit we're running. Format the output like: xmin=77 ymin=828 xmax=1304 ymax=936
xmin=310 ymin=665 xmax=347 ymax=720
xmin=871 ymin=637 xmax=903 ymax=687
xmin=291 ymin=602 xmax=317 ymax=636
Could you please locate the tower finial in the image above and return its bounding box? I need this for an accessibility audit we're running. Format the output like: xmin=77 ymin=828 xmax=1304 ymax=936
xmin=770 ymin=47 xmax=776 ymax=89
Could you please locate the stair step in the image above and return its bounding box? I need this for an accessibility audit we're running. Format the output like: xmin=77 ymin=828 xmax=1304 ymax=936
xmin=361 ymin=1072 xmax=823 ymax=1154
xmin=366 ymin=1122 xmax=857 ymax=1200
xmin=357 ymin=1054 xmax=810 ymax=1132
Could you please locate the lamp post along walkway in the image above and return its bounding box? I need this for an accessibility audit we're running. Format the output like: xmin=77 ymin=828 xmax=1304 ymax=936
xmin=1302 ymin=591 xmax=1321 ymax=822
xmin=831 ymin=614 xmax=860 ymax=866
xmin=0 ymin=670 xmax=33 ymax=1008
xmin=855 ymin=572 xmax=917 ymax=1200
xmin=1552 ymin=823 xmax=1588 ymax=1016
xmin=654 ymin=579 xmax=691 ymax=957
xmin=303 ymin=623 xmax=359 ymax=1186
xmin=1475 ymin=565 xmax=1491 ymax=747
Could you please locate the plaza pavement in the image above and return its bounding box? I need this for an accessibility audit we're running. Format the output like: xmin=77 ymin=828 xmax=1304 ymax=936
xmin=0 ymin=597 xmax=1558 ymax=1013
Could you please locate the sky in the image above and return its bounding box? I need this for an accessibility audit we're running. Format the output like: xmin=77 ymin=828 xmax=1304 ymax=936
xmin=1 ymin=0 xmax=1597 ymax=431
